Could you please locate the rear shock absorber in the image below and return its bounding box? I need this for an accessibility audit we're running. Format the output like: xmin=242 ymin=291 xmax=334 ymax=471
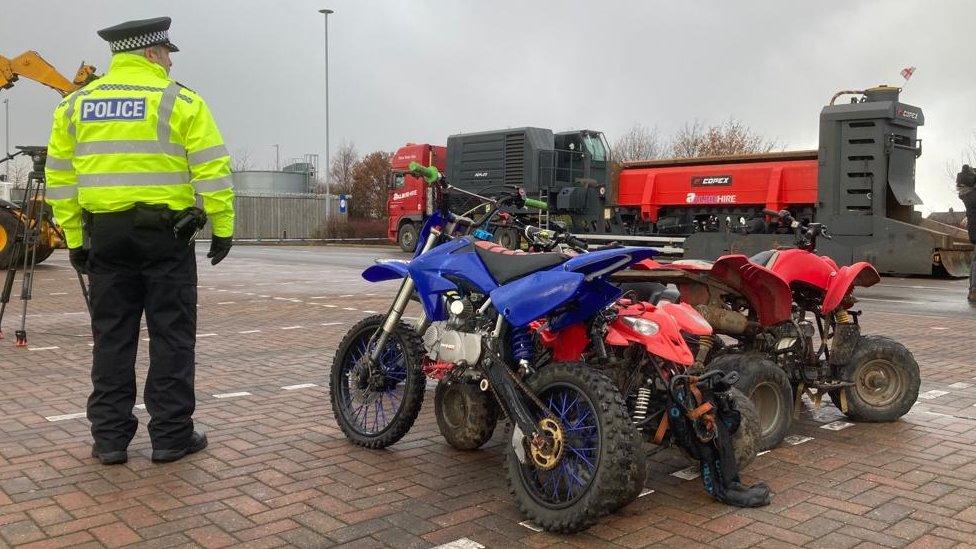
xmin=693 ymin=334 xmax=714 ymax=371
xmin=829 ymin=309 xmax=859 ymax=366
xmin=632 ymin=386 xmax=652 ymax=426
xmin=510 ymin=326 xmax=534 ymax=375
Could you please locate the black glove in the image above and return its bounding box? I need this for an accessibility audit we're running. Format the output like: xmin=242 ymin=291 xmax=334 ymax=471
xmin=207 ymin=236 xmax=232 ymax=265
xmin=68 ymin=247 xmax=89 ymax=273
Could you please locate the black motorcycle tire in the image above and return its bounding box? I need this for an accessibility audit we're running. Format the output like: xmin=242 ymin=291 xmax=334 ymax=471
xmin=434 ymin=379 xmax=499 ymax=450
xmin=830 ymin=335 xmax=920 ymax=422
xmin=710 ymin=353 xmax=792 ymax=451
xmin=329 ymin=315 xmax=426 ymax=449
xmin=505 ymin=363 xmax=641 ymax=534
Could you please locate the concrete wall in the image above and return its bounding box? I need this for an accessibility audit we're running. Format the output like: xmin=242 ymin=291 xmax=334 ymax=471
xmin=200 ymin=194 xmax=346 ymax=240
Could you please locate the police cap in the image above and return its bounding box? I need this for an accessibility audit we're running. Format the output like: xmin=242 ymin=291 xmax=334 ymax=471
xmin=97 ymin=17 xmax=179 ymax=54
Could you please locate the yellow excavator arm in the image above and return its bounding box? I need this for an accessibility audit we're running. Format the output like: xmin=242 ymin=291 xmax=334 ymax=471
xmin=0 ymin=50 xmax=98 ymax=97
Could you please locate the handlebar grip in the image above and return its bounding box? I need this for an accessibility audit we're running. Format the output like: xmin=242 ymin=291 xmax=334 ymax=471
xmin=407 ymin=161 xmax=441 ymax=184
xmin=566 ymin=234 xmax=589 ymax=251
xmin=524 ymin=197 xmax=548 ymax=210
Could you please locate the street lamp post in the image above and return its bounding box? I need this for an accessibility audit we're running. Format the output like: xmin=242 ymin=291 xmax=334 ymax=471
xmin=273 ymin=144 xmax=280 ymax=171
xmin=318 ymin=8 xmax=334 ymax=218
xmin=3 ymin=98 xmax=9 ymax=183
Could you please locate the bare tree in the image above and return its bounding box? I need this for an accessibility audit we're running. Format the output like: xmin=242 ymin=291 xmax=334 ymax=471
xmin=323 ymin=141 xmax=359 ymax=195
xmin=668 ymin=119 xmax=778 ymax=158
xmin=612 ymin=124 xmax=662 ymax=162
xmin=3 ymin=156 xmax=32 ymax=187
xmin=230 ymin=149 xmax=253 ymax=172
xmin=944 ymin=132 xmax=976 ymax=194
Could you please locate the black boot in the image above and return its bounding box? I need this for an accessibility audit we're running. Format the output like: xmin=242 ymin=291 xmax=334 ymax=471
xmin=91 ymin=446 xmax=128 ymax=466
xmin=151 ymin=431 xmax=208 ymax=463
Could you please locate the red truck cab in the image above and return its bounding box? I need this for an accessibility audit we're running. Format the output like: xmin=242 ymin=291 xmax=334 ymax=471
xmin=388 ymin=143 xmax=447 ymax=251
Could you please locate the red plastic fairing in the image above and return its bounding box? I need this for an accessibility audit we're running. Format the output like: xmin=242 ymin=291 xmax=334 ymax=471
xmin=763 ymin=248 xmax=836 ymax=291
xmin=635 ymin=258 xmax=715 ymax=273
xmin=536 ymin=322 xmax=590 ymax=362
xmin=709 ymin=255 xmax=793 ymax=326
xmin=606 ymin=302 xmax=697 ymax=366
xmin=633 ymin=258 xmax=668 ymax=270
xmin=821 ymin=262 xmax=880 ymax=314
xmin=658 ymin=301 xmax=712 ymax=336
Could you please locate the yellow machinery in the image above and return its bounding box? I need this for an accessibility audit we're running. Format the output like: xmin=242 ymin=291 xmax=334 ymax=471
xmin=0 ymin=51 xmax=98 ymax=266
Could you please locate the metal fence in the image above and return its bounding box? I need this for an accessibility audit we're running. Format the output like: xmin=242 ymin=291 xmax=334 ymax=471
xmin=200 ymin=193 xmax=345 ymax=240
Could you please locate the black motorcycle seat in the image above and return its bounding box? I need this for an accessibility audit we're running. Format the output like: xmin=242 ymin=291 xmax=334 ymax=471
xmin=474 ymin=241 xmax=568 ymax=284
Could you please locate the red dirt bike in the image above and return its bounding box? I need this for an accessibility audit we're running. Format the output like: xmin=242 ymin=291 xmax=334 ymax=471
xmin=618 ymin=210 xmax=920 ymax=450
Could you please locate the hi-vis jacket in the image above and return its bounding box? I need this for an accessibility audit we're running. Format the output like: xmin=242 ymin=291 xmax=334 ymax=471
xmin=45 ymin=53 xmax=234 ymax=249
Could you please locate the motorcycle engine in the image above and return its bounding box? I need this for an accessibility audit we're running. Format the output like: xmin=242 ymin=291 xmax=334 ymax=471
xmin=423 ymin=322 xmax=483 ymax=365
xmin=421 ymin=295 xmax=484 ymax=365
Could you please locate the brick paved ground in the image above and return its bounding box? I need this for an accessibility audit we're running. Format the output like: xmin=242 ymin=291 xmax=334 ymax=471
xmin=2 ymin=246 xmax=976 ymax=548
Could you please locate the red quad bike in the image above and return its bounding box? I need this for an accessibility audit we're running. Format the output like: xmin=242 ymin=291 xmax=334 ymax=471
xmin=511 ymin=223 xmax=772 ymax=510
xmin=619 ymin=210 xmax=921 ymax=450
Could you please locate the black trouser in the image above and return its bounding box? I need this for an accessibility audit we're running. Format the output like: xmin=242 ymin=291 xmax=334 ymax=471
xmin=86 ymin=205 xmax=198 ymax=452
xmin=963 ymin=193 xmax=976 ymax=293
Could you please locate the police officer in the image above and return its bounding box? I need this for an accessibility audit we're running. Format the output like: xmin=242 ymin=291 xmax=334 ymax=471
xmin=45 ymin=17 xmax=234 ymax=465
xmin=958 ymin=165 xmax=976 ymax=302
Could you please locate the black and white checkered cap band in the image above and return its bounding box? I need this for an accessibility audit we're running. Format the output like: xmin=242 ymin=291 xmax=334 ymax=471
xmin=109 ymin=30 xmax=169 ymax=53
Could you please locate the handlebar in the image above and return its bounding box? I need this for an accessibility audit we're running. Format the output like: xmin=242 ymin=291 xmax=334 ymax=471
xmin=524 ymin=197 xmax=548 ymax=211
xmin=408 ymin=161 xmax=441 ymax=184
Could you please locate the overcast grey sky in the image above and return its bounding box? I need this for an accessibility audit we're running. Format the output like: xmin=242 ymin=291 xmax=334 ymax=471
xmin=2 ymin=0 xmax=974 ymax=212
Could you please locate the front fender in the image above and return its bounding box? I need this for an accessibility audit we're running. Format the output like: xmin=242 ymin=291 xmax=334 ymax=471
xmin=362 ymin=260 xmax=410 ymax=282
xmin=605 ymin=309 xmax=695 ymax=366
xmin=822 ymin=262 xmax=880 ymax=314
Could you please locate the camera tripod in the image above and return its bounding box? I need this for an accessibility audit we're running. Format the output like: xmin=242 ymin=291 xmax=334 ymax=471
xmin=0 ymin=145 xmax=90 ymax=346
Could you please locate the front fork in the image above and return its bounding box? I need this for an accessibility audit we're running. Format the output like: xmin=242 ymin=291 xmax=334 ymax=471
xmin=366 ymin=226 xmax=444 ymax=367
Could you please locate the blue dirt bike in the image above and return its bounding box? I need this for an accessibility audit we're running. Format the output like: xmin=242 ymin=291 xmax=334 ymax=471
xmin=329 ymin=163 xmax=655 ymax=532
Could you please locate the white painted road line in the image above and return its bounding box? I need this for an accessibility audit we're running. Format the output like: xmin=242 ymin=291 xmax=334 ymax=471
xmin=282 ymin=383 xmax=318 ymax=390
xmin=433 ymin=539 xmax=485 ymax=549
xmin=757 ymin=450 xmax=771 ymax=456
xmin=310 ymin=296 xmax=330 ymax=299
xmin=638 ymin=488 xmax=655 ymax=498
xmin=518 ymin=521 xmax=543 ymax=532
xmin=784 ymin=435 xmax=814 ymax=445
xmin=948 ymin=382 xmax=972 ymax=389
xmin=198 ymin=333 xmax=218 ymax=338
xmin=46 ymin=412 xmax=86 ymax=422
xmin=821 ymin=420 xmax=855 ymax=431
xmin=342 ymin=307 xmax=357 ymax=311
xmin=339 ymin=294 xmax=354 ymax=297
xmin=362 ymin=310 xmax=378 ymax=314
xmin=213 ymin=391 xmax=251 ymax=399
xmin=323 ymin=304 xmax=337 ymax=308
xmin=671 ymin=465 xmax=700 ymax=480
xmin=238 ymin=329 xmax=261 ymax=334
xmin=50 ymin=292 xmax=68 ymax=296
xmin=28 ymin=346 xmax=60 ymax=351
xmin=281 ymin=326 xmax=303 ymax=330
xmin=919 ymin=390 xmax=950 ymax=400
xmin=321 ymin=322 xmax=344 ymax=326
xmin=134 ymin=404 xmax=146 ymax=410
xmin=217 ymin=301 xmax=236 ymax=305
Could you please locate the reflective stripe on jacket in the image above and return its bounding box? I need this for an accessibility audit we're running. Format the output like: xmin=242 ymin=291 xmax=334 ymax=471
xmin=45 ymin=53 xmax=234 ymax=248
